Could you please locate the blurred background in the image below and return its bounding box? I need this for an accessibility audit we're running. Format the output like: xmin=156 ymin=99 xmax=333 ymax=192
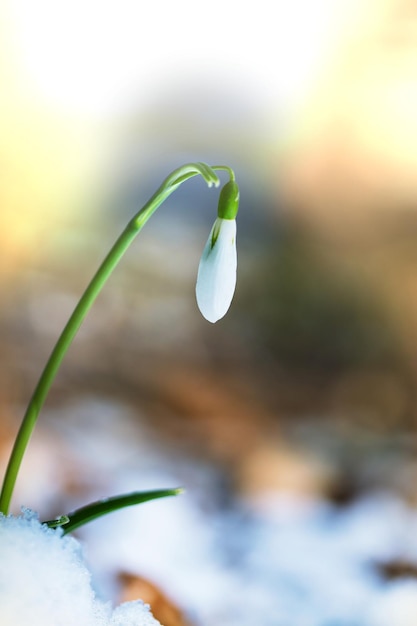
xmin=2 ymin=1 xmax=417 ymax=625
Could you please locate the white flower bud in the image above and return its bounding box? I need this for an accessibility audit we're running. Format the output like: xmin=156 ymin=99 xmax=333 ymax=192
xmin=196 ymin=217 xmax=237 ymax=323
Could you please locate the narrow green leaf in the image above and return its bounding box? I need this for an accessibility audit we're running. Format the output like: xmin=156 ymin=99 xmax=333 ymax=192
xmin=44 ymin=488 xmax=183 ymax=535
xmin=44 ymin=515 xmax=70 ymax=529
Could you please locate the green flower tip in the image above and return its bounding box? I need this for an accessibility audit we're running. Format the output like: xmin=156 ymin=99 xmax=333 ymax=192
xmin=217 ymin=180 xmax=240 ymax=220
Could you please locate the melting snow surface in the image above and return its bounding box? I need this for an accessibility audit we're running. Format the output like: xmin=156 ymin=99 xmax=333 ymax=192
xmin=0 ymin=510 xmax=161 ymax=626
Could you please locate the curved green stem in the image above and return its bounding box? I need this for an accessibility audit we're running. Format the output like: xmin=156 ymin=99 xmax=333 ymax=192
xmin=0 ymin=162 xmax=234 ymax=515
xmin=211 ymin=165 xmax=235 ymax=182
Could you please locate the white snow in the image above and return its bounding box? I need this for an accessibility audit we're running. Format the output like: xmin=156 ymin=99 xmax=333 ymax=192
xmin=0 ymin=509 xmax=161 ymax=626
xmin=367 ymin=580 xmax=417 ymax=626
xmin=7 ymin=400 xmax=417 ymax=626
xmin=84 ymin=487 xmax=417 ymax=626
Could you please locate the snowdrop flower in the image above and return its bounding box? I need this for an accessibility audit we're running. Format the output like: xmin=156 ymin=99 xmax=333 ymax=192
xmin=196 ymin=180 xmax=239 ymax=323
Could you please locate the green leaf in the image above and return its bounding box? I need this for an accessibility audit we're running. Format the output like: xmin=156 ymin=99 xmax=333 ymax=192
xmin=44 ymin=488 xmax=183 ymax=535
xmin=44 ymin=515 xmax=70 ymax=529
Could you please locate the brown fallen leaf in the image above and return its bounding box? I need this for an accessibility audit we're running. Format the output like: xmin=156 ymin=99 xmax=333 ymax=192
xmin=118 ymin=571 xmax=193 ymax=626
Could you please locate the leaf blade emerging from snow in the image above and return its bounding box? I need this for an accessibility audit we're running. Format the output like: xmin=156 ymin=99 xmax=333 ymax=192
xmin=44 ymin=488 xmax=183 ymax=535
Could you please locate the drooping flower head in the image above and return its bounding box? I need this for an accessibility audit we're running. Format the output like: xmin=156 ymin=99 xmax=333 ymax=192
xmin=196 ymin=180 xmax=239 ymax=323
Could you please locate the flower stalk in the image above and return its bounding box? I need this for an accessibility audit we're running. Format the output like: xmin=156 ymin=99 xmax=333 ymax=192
xmin=0 ymin=163 xmax=238 ymax=515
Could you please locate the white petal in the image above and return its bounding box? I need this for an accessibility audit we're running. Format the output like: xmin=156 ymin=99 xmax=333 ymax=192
xmin=196 ymin=218 xmax=237 ymax=323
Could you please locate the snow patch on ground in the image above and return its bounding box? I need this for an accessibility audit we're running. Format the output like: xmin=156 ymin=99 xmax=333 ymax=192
xmin=0 ymin=510 xmax=161 ymax=626
xmin=84 ymin=489 xmax=417 ymax=626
